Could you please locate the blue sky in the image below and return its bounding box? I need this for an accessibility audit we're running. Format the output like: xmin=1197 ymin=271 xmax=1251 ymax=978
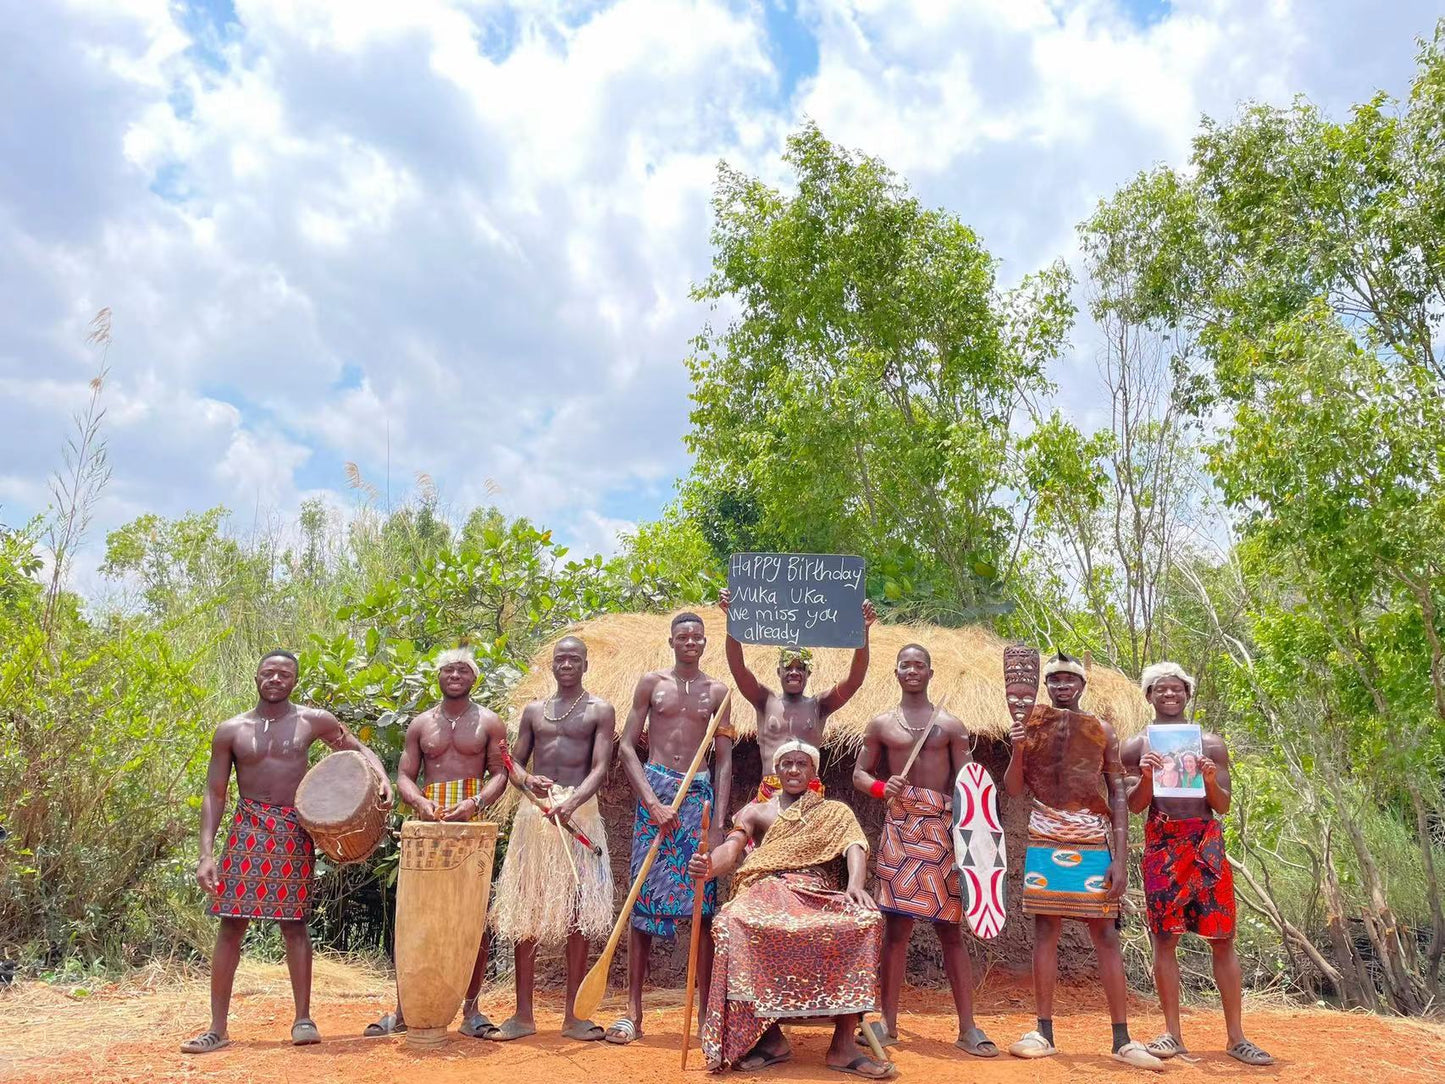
xmin=0 ymin=0 xmax=1437 ymax=588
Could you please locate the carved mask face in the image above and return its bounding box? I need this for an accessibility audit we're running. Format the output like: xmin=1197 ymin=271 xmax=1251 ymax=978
xmin=1005 ymin=682 xmax=1037 ymax=724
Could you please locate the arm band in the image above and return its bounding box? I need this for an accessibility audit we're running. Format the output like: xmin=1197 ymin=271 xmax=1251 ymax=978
xmin=870 ymin=779 xmax=887 ymax=800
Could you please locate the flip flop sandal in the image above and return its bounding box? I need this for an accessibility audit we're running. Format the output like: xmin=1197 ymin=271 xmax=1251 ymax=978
xmin=364 ymin=1012 xmax=407 ymax=1037
xmin=1113 ymin=1041 xmax=1164 ymax=1071
xmin=957 ymin=1026 xmax=999 ymax=1058
xmin=485 ymin=1017 xmax=537 ymax=1042
xmin=604 ymin=1018 xmax=642 ymax=1045
xmin=180 ymin=1031 xmax=232 ymax=1054
xmin=291 ymin=1020 xmax=321 ymax=1046
xmin=1227 ymin=1039 xmax=1275 ymax=1066
xmin=854 ymin=1021 xmax=898 ymax=1048
xmin=460 ymin=1012 xmax=500 ymax=1039
xmin=1146 ymin=1033 xmax=1187 ymax=1059
xmin=738 ymin=1048 xmax=792 ymax=1071
xmin=831 ymin=1055 xmax=895 ymax=1079
xmin=561 ymin=1020 xmax=606 ymax=1042
xmin=1008 ymin=1030 xmax=1056 ymax=1059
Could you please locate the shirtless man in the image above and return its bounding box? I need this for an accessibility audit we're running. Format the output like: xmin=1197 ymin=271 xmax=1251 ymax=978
xmin=1004 ymin=652 xmax=1160 ymax=1070
xmin=605 ymin=611 xmax=734 ymax=1046
xmin=853 ymin=645 xmax=995 ymax=1057
xmin=490 ymin=636 xmax=616 ymax=1042
xmin=365 ymin=646 xmax=508 ymax=1039
xmin=718 ymin=589 xmax=876 ymax=799
xmin=1124 ymin=662 xmax=1273 ymax=1066
xmin=183 ymin=650 xmax=393 ymax=1054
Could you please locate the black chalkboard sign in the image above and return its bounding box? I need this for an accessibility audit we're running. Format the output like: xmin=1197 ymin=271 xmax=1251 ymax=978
xmin=726 ymin=553 xmax=867 ymax=648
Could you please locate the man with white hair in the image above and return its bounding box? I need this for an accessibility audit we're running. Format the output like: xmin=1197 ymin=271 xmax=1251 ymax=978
xmin=1003 ymin=651 xmax=1160 ymax=1070
xmin=365 ymin=645 xmax=509 ymax=1039
xmin=689 ymin=740 xmax=891 ymax=1078
xmin=1123 ymin=663 xmax=1273 ymax=1066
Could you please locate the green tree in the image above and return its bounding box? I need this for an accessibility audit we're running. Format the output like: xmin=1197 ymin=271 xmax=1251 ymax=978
xmin=684 ymin=122 xmax=1075 ymax=618
xmin=1081 ymin=22 xmax=1445 ymax=1008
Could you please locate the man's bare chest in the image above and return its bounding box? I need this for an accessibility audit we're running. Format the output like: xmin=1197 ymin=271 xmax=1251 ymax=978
xmin=418 ymin=713 xmax=488 ymax=757
xmin=234 ymin=721 xmax=313 ymax=767
xmin=650 ymin=679 xmax=714 ymax=723
xmin=761 ymin=696 xmax=822 ymax=737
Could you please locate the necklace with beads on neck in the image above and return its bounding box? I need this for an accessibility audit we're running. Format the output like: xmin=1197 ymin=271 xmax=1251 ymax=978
xmin=544 ymin=690 xmax=589 ymax=723
xmin=894 ymin=706 xmax=936 ymax=733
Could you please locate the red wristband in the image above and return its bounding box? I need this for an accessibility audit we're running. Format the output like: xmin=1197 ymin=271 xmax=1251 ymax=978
xmin=870 ymin=779 xmax=887 ymax=800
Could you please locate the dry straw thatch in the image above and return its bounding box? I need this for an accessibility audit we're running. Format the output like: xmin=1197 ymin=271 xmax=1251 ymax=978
xmin=508 ymin=607 xmax=1151 ymax=749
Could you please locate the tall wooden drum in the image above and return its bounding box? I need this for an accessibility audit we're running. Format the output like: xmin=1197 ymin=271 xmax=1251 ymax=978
xmin=395 ymin=820 xmax=498 ymax=1047
xmin=295 ymin=750 xmax=388 ymax=864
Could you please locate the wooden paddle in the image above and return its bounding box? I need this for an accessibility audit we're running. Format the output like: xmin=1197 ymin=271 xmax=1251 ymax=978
xmin=679 ymin=799 xmax=711 ymax=1070
xmin=574 ymin=689 xmax=732 ymax=1022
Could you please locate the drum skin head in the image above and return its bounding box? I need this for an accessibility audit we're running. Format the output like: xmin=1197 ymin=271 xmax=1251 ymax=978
xmin=296 ymin=750 xmax=372 ymax=827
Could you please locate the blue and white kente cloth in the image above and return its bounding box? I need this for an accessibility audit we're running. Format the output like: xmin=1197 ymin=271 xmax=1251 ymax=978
xmin=630 ymin=762 xmax=717 ymax=937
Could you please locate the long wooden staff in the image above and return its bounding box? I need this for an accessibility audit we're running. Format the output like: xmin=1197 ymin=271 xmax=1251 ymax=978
xmin=574 ymin=689 xmax=732 ymax=1021
xmin=549 ymin=786 xmax=582 ymax=887
xmin=680 ymin=799 xmax=711 ymax=1070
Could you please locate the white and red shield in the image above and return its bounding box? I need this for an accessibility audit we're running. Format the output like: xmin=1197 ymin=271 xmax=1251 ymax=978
xmin=952 ymin=761 xmax=1007 ymax=939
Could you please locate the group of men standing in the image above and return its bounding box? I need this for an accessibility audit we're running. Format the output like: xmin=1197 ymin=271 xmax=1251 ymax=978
xmin=183 ymin=600 xmax=1273 ymax=1075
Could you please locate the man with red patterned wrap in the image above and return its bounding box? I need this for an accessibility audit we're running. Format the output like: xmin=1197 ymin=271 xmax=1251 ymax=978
xmin=1123 ymin=662 xmax=1274 ymax=1067
xmin=853 ymin=644 xmax=995 ymax=1058
xmin=182 ymin=650 xmax=392 ymax=1054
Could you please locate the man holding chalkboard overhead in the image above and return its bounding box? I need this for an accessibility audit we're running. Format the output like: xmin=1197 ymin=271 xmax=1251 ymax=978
xmin=717 ymin=588 xmax=876 ymax=801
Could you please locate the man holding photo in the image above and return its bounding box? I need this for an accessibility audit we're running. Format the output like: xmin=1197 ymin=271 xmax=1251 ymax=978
xmin=1122 ymin=663 xmax=1273 ymax=1067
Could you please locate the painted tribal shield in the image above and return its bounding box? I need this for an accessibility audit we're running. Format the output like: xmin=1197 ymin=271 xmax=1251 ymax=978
xmin=952 ymin=761 xmax=1007 ymax=939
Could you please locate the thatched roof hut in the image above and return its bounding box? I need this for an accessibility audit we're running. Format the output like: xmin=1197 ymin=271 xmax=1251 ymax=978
xmin=508 ymin=606 xmax=1151 ymax=743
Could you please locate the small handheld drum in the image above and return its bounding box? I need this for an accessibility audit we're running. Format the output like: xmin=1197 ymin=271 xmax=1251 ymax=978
xmin=295 ymin=750 xmax=388 ymax=864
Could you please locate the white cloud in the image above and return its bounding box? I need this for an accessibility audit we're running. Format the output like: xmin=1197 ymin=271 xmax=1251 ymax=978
xmin=0 ymin=0 xmax=1439 ymax=587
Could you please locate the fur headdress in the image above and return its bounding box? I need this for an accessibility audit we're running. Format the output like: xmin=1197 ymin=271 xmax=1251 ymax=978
xmin=435 ymin=646 xmax=480 ymax=679
xmin=772 ymin=739 xmax=821 ymax=773
xmin=1042 ymin=651 xmax=1087 ymax=682
xmin=1003 ymin=643 xmax=1040 ymax=687
xmin=1140 ymin=661 xmax=1195 ymax=698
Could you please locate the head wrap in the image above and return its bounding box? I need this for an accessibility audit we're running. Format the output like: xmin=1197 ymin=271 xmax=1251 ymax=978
xmin=1003 ymin=643 xmax=1040 ymax=687
xmin=435 ymin=647 xmax=481 ymax=679
xmin=1042 ymin=651 xmax=1087 ymax=682
xmin=772 ymin=739 xmax=821 ymax=773
xmin=778 ymin=646 xmax=814 ymax=669
xmin=1140 ymin=661 xmax=1195 ymax=698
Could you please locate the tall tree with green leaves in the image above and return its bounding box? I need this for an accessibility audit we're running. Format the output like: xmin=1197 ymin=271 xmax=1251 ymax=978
xmin=684 ymin=123 xmax=1074 ymax=618
xmin=1080 ymin=21 xmax=1445 ymax=1009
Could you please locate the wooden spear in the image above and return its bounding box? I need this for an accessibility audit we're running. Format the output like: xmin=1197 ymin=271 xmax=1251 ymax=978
xmin=680 ymin=799 xmax=711 ymax=1070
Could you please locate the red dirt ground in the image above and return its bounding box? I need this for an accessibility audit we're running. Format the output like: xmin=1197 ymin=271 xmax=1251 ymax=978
xmin=3 ymin=959 xmax=1442 ymax=1083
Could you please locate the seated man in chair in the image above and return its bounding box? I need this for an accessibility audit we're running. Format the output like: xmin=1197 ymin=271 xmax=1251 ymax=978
xmin=689 ymin=741 xmax=893 ymax=1079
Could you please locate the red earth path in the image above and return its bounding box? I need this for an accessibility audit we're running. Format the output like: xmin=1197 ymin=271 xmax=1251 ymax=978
xmin=2 ymin=958 xmax=1442 ymax=1083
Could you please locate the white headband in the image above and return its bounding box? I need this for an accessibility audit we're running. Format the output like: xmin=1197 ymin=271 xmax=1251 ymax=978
xmin=1042 ymin=654 xmax=1087 ymax=681
xmin=772 ymin=739 xmax=821 ymax=773
xmin=435 ymin=647 xmax=480 ymax=679
xmin=1140 ymin=661 xmax=1195 ymax=697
